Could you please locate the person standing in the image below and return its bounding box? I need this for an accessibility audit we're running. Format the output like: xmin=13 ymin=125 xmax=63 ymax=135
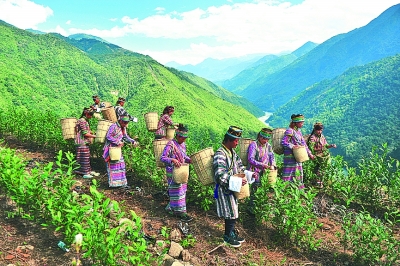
xmin=103 ymin=116 xmax=138 ymax=188
xmin=160 ymin=125 xmax=193 ymax=222
xmin=307 ymin=122 xmax=337 ymax=188
xmin=114 ymin=97 xmax=138 ymax=122
xmin=74 ymin=107 xmax=98 ymax=178
xmin=281 ymin=114 xmax=315 ymax=189
xmin=246 ymin=127 xmax=276 ymax=213
xmin=155 ymin=106 xmax=178 ymax=139
xmin=213 ymin=126 xmax=253 ymax=248
xmin=91 ymin=95 xmax=106 ymax=119
xmin=91 ymin=95 xmax=106 ymax=112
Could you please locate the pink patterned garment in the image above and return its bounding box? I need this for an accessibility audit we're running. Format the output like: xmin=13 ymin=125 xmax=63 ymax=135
xmin=155 ymin=114 xmax=174 ymax=137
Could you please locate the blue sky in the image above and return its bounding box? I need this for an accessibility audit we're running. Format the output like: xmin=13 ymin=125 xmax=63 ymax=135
xmin=0 ymin=0 xmax=398 ymax=65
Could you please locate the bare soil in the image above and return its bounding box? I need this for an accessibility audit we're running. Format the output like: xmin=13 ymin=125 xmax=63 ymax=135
xmin=0 ymin=137 xmax=353 ymax=266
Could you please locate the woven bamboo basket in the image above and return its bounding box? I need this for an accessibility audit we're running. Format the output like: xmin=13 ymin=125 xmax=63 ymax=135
xmin=172 ymin=163 xmax=189 ymax=184
xmin=93 ymin=113 xmax=102 ymax=120
xmin=267 ymin=169 xmax=278 ymax=185
xmin=95 ymin=120 xmax=114 ymax=143
xmin=153 ymin=139 xmax=169 ymax=167
xmin=190 ymin=147 xmax=214 ymax=185
xmin=272 ymin=128 xmax=286 ymax=155
xmin=101 ymin=107 xmax=117 ymax=123
xmin=60 ymin=118 xmax=77 ymax=140
xmin=103 ymin=102 xmax=112 ymax=108
xmin=144 ymin=112 xmax=158 ymax=132
xmin=166 ymin=127 xmax=176 ymax=140
xmin=239 ymin=138 xmax=253 ymax=166
xmin=232 ymin=174 xmax=250 ymax=200
xmin=293 ymin=146 xmax=309 ymax=163
xmin=109 ymin=147 xmax=121 ymax=161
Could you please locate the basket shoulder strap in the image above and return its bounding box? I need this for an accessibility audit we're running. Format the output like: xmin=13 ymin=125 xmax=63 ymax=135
xmin=221 ymin=147 xmax=234 ymax=173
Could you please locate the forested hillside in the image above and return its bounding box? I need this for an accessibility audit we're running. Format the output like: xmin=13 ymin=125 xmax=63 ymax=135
xmin=0 ymin=20 xmax=264 ymax=137
xmin=238 ymin=4 xmax=400 ymax=111
xmin=268 ymin=53 xmax=400 ymax=165
xmin=220 ymin=41 xmax=318 ymax=94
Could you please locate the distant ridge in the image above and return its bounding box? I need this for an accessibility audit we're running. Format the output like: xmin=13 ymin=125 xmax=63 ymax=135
xmin=68 ymin=33 xmax=110 ymax=44
xmin=220 ymin=41 xmax=318 ymax=93
xmin=238 ymin=3 xmax=400 ymax=111
xmin=166 ymin=54 xmax=267 ymax=82
xmin=26 ymin=29 xmax=46 ymax=34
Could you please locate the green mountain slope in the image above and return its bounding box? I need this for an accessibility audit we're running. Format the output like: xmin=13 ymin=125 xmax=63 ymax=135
xmin=0 ymin=20 xmax=265 ymax=139
xmin=239 ymin=4 xmax=400 ymax=111
xmin=61 ymin=30 xmax=263 ymax=117
xmin=268 ymin=54 xmax=400 ymax=165
xmin=167 ymin=69 xmax=263 ymax=116
xmin=0 ymin=21 xmax=117 ymax=116
xmin=220 ymin=42 xmax=317 ymax=95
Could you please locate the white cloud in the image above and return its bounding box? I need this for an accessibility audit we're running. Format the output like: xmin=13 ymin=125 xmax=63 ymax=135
xmin=66 ymin=20 xmax=71 ymax=25
xmin=132 ymin=0 xmax=400 ymax=64
xmin=68 ymin=25 xmax=128 ymax=38
xmin=80 ymin=0 xmax=398 ymax=64
xmin=0 ymin=0 xmax=52 ymax=29
xmin=44 ymin=25 xmax=67 ymax=36
xmin=155 ymin=7 xmax=165 ymax=14
xmin=0 ymin=0 xmax=398 ymax=65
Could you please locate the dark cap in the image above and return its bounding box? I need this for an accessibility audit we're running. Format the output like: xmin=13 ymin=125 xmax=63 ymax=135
xmin=226 ymin=126 xmax=242 ymax=139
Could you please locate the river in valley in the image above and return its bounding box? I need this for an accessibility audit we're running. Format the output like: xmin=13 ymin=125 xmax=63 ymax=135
xmin=258 ymin=111 xmax=272 ymax=126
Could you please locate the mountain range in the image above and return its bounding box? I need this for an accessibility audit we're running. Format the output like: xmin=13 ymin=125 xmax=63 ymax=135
xmin=166 ymin=53 xmax=269 ymax=83
xmin=219 ymin=41 xmax=318 ymax=95
xmin=231 ymin=3 xmax=400 ymax=111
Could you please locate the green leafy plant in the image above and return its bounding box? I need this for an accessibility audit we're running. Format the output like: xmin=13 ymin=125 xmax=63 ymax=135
xmin=180 ymin=234 xmax=196 ymax=248
xmin=254 ymin=178 xmax=321 ymax=251
xmin=340 ymin=211 xmax=400 ymax=265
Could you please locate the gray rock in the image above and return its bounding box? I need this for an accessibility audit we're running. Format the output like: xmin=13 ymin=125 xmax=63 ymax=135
xmin=170 ymin=228 xmax=182 ymax=242
xmin=181 ymin=249 xmax=191 ymax=262
xmin=168 ymin=241 xmax=183 ymax=258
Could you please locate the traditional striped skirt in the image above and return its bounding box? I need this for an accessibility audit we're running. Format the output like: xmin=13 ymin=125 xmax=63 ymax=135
xmin=215 ymin=186 xmax=239 ymax=220
xmin=75 ymin=145 xmax=91 ymax=175
xmin=282 ymin=148 xmax=304 ymax=189
xmin=165 ymin=169 xmax=187 ymax=214
xmin=107 ymin=157 xmax=127 ymax=187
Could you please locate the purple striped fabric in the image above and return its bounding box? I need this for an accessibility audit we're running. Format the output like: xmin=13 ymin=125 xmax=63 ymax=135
xmin=281 ymin=127 xmax=311 ymax=189
xmin=107 ymin=160 xmax=127 ymax=187
xmin=74 ymin=146 xmax=91 ymax=175
xmin=160 ymin=139 xmax=191 ymax=214
xmin=155 ymin=114 xmax=174 ymax=137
